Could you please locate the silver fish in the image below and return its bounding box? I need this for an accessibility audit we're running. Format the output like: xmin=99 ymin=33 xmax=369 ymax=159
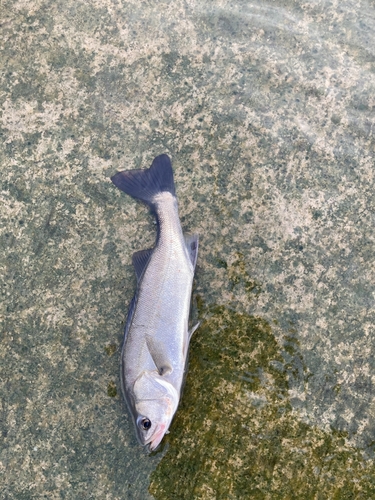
xmin=111 ymin=154 xmax=199 ymax=451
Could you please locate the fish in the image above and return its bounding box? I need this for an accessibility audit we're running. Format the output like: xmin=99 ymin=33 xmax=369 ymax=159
xmin=111 ymin=154 xmax=199 ymax=451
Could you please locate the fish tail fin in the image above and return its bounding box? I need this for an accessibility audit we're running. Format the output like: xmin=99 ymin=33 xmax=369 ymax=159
xmin=111 ymin=154 xmax=175 ymax=206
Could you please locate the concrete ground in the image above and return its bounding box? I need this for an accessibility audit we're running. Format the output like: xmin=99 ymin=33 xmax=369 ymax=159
xmin=1 ymin=0 xmax=375 ymax=498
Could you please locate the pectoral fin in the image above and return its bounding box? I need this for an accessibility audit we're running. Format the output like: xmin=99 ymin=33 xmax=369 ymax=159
xmin=145 ymin=335 xmax=173 ymax=376
xmin=133 ymin=370 xmax=169 ymax=400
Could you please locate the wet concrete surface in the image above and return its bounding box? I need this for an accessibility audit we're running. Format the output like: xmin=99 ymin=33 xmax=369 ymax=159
xmin=1 ymin=0 xmax=375 ymax=497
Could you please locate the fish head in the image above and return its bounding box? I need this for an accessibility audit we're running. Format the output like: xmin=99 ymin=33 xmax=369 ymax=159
xmin=132 ymin=371 xmax=179 ymax=451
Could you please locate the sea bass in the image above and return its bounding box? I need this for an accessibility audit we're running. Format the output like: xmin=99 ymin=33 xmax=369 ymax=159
xmin=111 ymin=154 xmax=199 ymax=451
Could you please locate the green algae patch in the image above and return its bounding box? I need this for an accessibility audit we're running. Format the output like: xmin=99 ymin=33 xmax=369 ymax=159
xmin=107 ymin=381 xmax=117 ymax=398
xmin=104 ymin=343 xmax=117 ymax=356
xmin=149 ymin=306 xmax=375 ymax=499
xmin=228 ymin=252 xmax=262 ymax=298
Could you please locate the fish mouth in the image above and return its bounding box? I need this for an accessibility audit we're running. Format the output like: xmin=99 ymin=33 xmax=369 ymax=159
xmin=147 ymin=423 xmax=167 ymax=451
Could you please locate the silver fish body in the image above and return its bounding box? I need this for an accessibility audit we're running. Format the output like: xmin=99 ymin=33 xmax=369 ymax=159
xmin=111 ymin=154 xmax=198 ymax=450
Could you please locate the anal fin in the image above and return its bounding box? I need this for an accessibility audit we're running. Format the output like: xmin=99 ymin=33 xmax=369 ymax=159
xmin=132 ymin=248 xmax=153 ymax=281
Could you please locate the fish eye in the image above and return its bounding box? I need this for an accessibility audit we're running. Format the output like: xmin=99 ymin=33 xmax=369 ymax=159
xmin=140 ymin=417 xmax=152 ymax=430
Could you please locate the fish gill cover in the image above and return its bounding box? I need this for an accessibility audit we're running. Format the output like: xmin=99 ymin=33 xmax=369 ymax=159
xmin=149 ymin=301 xmax=375 ymax=499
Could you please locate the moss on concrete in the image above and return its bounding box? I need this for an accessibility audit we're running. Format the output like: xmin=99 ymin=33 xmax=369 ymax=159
xmin=149 ymin=304 xmax=375 ymax=499
xmin=107 ymin=381 xmax=118 ymax=398
xmin=105 ymin=343 xmax=118 ymax=357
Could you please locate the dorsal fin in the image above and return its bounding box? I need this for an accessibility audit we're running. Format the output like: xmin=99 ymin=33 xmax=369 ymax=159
xmin=184 ymin=234 xmax=199 ymax=269
xmin=188 ymin=322 xmax=200 ymax=341
xmin=132 ymin=248 xmax=153 ymax=281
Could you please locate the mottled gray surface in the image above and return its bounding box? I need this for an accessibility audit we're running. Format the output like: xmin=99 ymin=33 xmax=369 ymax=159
xmin=1 ymin=0 xmax=375 ymax=497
